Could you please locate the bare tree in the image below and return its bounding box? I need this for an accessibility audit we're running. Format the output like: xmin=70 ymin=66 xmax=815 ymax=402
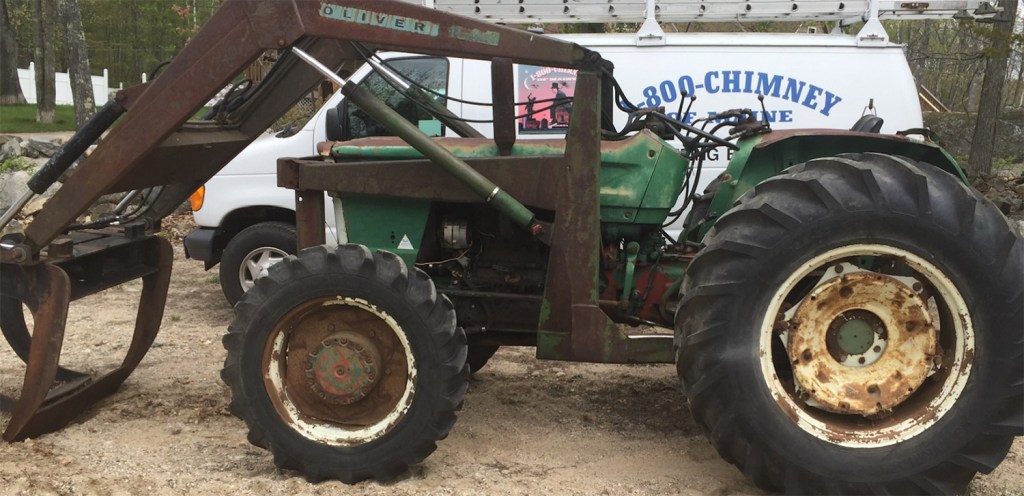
xmin=58 ymin=0 xmax=95 ymax=128
xmin=968 ymin=0 xmax=1020 ymax=175
xmin=32 ymin=0 xmax=56 ymax=123
xmin=0 ymin=0 xmax=27 ymax=104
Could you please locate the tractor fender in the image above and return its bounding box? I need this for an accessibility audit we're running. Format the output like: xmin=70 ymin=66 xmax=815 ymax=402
xmin=703 ymin=129 xmax=967 ymax=234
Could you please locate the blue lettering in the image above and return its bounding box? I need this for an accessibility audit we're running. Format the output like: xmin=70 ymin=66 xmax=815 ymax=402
xmin=660 ymin=80 xmax=678 ymax=103
xmin=821 ymin=92 xmax=843 ymax=116
xmin=743 ymin=71 xmax=755 ymax=93
xmin=677 ymin=76 xmax=695 ymax=98
xmin=779 ymin=110 xmax=793 ymax=122
xmin=783 ymin=78 xmax=806 ymax=104
xmin=705 ymin=71 xmax=720 ymax=94
xmin=802 ymin=84 xmax=823 ymax=110
xmin=722 ymin=70 xmax=741 ymax=93
xmin=755 ymin=73 xmax=783 ymax=98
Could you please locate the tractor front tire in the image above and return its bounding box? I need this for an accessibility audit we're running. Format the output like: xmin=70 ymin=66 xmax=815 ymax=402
xmin=221 ymin=245 xmax=469 ymax=483
xmin=676 ymin=153 xmax=1022 ymax=494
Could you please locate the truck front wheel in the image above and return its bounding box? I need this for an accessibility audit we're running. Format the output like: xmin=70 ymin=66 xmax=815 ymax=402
xmin=221 ymin=245 xmax=469 ymax=483
xmin=219 ymin=221 xmax=296 ymax=306
xmin=675 ymin=153 xmax=1022 ymax=494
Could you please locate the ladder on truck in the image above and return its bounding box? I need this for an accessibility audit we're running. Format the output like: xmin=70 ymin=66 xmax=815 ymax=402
xmin=406 ymin=0 xmax=1005 ymax=45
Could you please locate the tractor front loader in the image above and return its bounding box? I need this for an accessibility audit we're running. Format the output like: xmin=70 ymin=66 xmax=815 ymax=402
xmin=0 ymin=1 xmax=1020 ymax=494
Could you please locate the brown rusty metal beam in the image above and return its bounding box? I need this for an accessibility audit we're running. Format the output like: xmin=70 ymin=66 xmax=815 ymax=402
xmin=537 ymin=69 xmax=607 ymax=358
xmin=21 ymin=0 xmax=598 ymax=254
xmin=535 ymin=71 xmax=673 ymax=364
xmin=278 ymin=156 xmax=562 ymax=210
xmin=295 ymin=190 xmax=327 ymax=250
xmin=491 ymin=58 xmax=516 ymax=156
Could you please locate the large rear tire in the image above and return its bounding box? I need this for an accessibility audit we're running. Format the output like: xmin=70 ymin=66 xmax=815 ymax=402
xmin=675 ymin=153 xmax=1023 ymax=494
xmin=221 ymin=245 xmax=469 ymax=483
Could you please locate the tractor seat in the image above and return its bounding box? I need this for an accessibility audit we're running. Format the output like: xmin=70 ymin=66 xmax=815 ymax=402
xmin=851 ymin=115 xmax=884 ymax=133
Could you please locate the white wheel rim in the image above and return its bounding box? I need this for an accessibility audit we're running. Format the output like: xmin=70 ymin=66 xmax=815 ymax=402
xmin=759 ymin=244 xmax=973 ymax=448
xmin=239 ymin=247 xmax=288 ymax=290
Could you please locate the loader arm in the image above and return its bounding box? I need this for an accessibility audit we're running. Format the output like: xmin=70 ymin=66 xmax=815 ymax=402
xmin=0 ymin=0 xmax=602 ymax=441
xmin=12 ymin=0 xmax=596 ymax=257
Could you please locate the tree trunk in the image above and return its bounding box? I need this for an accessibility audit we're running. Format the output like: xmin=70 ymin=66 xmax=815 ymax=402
xmin=967 ymin=0 xmax=1020 ymax=175
xmin=0 ymin=0 xmax=27 ymax=104
xmin=32 ymin=0 xmax=57 ymax=123
xmin=58 ymin=0 xmax=94 ymax=128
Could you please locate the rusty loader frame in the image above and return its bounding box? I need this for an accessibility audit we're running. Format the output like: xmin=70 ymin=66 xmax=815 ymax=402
xmin=0 ymin=0 xmax=645 ymax=442
xmin=2 ymin=1 xmax=1022 ymax=493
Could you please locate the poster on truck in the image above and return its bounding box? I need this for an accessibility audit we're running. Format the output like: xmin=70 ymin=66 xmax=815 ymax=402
xmin=517 ymin=65 xmax=577 ymax=133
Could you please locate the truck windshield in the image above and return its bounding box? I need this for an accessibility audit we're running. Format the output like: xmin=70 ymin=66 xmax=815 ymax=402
xmin=345 ymin=57 xmax=450 ymax=139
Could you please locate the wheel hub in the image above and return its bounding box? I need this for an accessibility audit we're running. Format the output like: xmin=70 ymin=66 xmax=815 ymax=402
xmin=826 ymin=309 xmax=887 ymax=366
xmin=787 ymin=271 xmax=937 ymax=415
xmin=306 ymin=331 xmax=382 ymax=404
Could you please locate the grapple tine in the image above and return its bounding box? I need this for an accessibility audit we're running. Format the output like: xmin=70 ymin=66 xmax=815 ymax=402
xmin=0 ymin=236 xmax=173 ymax=440
xmin=0 ymin=263 xmax=71 ymax=441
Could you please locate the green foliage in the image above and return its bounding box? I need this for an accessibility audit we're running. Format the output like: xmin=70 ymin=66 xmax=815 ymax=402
xmin=0 ymin=155 xmax=33 ymax=174
xmin=0 ymin=104 xmax=75 ymax=132
xmin=993 ymin=156 xmax=1024 ymax=172
xmin=886 ymin=16 xmax=1023 ymax=113
xmin=80 ymin=0 xmax=222 ymax=87
xmin=6 ymin=0 xmax=222 ymax=87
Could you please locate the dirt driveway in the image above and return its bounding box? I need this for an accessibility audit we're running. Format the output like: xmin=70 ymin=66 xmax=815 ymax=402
xmin=0 ymin=243 xmax=1021 ymax=495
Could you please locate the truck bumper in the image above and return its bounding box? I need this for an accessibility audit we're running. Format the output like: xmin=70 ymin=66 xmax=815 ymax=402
xmin=183 ymin=228 xmax=219 ymax=269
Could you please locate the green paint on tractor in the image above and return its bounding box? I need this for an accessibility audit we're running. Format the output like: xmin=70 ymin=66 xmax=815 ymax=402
xmin=699 ymin=132 xmax=969 ymax=241
xmin=342 ymin=194 xmax=431 ymax=266
xmin=333 ymin=129 xmax=688 ymax=229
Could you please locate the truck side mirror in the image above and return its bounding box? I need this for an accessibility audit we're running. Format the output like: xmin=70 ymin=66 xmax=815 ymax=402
xmin=325 ymin=106 xmax=345 ymax=141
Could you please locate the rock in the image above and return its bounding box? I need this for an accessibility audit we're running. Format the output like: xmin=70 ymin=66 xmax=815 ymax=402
xmin=87 ymin=203 xmax=116 ymax=218
xmin=23 ymin=139 xmax=61 ymax=158
xmin=23 ymin=195 xmax=51 ymax=217
xmin=0 ymin=170 xmax=31 ymax=211
xmin=98 ymin=192 xmax=127 ymax=204
xmin=0 ymin=138 xmax=23 ymax=162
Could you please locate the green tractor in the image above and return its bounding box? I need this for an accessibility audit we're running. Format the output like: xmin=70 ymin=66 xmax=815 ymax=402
xmin=224 ymin=46 xmax=1022 ymax=496
xmin=0 ymin=2 xmax=1017 ymax=494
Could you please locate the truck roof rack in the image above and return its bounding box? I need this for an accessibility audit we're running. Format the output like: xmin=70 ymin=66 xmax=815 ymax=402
xmin=413 ymin=0 xmax=1001 ymax=24
xmin=408 ymin=0 xmax=1003 ymax=46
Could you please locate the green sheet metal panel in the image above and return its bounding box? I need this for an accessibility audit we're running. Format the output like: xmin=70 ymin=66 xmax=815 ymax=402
xmin=341 ymin=193 xmax=431 ymax=266
xmin=331 ymin=130 xmax=688 ymax=227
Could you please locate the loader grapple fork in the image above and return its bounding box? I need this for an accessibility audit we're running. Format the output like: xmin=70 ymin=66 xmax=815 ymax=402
xmin=0 ymin=234 xmax=172 ymax=440
xmin=0 ymin=0 xmax=600 ymax=438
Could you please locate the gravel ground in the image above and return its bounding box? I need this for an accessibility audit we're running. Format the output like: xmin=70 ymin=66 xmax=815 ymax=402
xmin=0 ymin=233 xmax=1021 ymax=495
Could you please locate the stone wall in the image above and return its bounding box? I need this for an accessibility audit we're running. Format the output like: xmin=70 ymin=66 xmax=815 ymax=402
xmin=923 ymin=111 xmax=1024 ymax=163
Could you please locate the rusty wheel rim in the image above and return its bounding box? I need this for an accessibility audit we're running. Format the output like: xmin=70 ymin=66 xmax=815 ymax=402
xmin=760 ymin=244 xmax=973 ymax=447
xmin=263 ymin=296 xmax=415 ymax=446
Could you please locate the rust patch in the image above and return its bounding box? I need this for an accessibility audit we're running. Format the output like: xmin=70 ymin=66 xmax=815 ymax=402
xmin=787 ymin=272 xmax=937 ymax=415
